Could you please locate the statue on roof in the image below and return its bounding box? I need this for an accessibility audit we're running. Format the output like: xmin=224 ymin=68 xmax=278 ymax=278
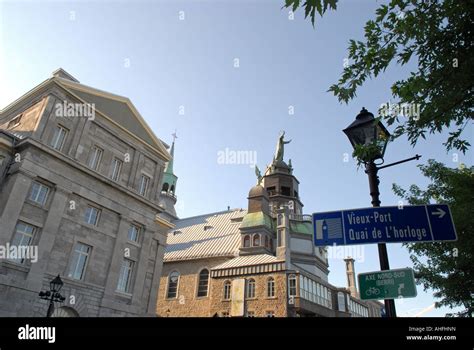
xmin=274 ymin=131 xmax=291 ymax=163
xmin=255 ymin=165 xmax=263 ymax=185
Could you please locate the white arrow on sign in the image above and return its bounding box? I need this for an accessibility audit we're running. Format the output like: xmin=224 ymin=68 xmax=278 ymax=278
xmin=431 ymin=208 xmax=446 ymax=219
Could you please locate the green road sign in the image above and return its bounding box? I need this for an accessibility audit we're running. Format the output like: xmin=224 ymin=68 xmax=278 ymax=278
xmin=358 ymin=268 xmax=417 ymax=300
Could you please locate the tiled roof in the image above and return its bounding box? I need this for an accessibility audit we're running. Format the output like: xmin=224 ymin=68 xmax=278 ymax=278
xmin=211 ymin=254 xmax=282 ymax=270
xmin=164 ymin=209 xmax=247 ymax=262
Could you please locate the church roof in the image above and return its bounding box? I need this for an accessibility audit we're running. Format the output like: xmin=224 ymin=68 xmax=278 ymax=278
xmin=164 ymin=209 xmax=247 ymax=262
xmin=211 ymin=254 xmax=282 ymax=270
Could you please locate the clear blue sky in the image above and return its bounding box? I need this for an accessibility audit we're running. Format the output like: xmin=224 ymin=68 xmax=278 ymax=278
xmin=1 ymin=0 xmax=472 ymax=317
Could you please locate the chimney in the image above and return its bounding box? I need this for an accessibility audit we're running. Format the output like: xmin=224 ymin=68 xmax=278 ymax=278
xmin=52 ymin=68 xmax=79 ymax=83
xmin=344 ymin=257 xmax=358 ymax=298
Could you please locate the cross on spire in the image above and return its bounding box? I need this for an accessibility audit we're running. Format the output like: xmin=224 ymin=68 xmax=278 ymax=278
xmin=172 ymin=130 xmax=178 ymax=143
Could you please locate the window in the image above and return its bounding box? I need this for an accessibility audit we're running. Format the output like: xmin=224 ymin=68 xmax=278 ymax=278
xmin=253 ymin=234 xmax=260 ymax=247
xmin=281 ymin=186 xmax=291 ymax=196
xmin=243 ymin=235 xmax=250 ymax=248
xmin=67 ymin=243 xmax=91 ymax=280
xmin=265 ymin=236 xmax=269 ymax=248
xmin=111 ymin=158 xmax=123 ymax=182
xmin=246 ymin=311 xmax=255 ymax=317
xmin=84 ymin=206 xmax=100 ymax=226
xmin=223 ymin=280 xmax=231 ymax=300
xmin=277 ymin=214 xmax=283 ymax=226
xmin=128 ymin=224 xmax=141 ymax=243
xmin=161 ymin=182 xmax=169 ymax=192
xmin=267 ymin=186 xmax=276 ymax=196
xmin=288 ymin=274 xmax=297 ymax=297
xmin=8 ymin=114 xmax=22 ymax=128
xmin=138 ymin=174 xmax=150 ymax=196
xmin=246 ymin=279 xmax=256 ymax=299
xmin=167 ymin=271 xmax=179 ymax=298
xmin=88 ymin=146 xmax=103 ymax=171
xmin=50 ymin=125 xmax=68 ymax=151
xmin=117 ymin=259 xmax=134 ymax=293
xmin=29 ymin=182 xmax=49 ymax=205
xmin=267 ymin=277 xmax=275 ymax=298
xmin=265 ymin=311 xmax=275 ymax=318
xmin=197 ymin=269 xmax=210 ymax=297
xmin=170 ymin=185 xmax=175 ymax=193
xmin=9 ymin=222 xmax=36 ymax=263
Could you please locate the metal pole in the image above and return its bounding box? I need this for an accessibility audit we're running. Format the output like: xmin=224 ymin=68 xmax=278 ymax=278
xmin=46 ymin=295 xmax=54 ymax=317
xmin=366 ymin=161 xmax=397 ymax=318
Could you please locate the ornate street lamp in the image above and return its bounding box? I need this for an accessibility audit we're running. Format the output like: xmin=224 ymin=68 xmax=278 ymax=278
xmin=344 ymin=107 xmax=421 ymax=318
xmin=343 ymin=107 xmax=391 ymax=164
xmin=39 ymin=275 xmax=66 ymax=317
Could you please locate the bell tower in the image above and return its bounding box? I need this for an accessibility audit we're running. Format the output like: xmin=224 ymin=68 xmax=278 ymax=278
xmin=159 ymin=133 xmax=178 ymax=221
xmin=261 ymin=131 xmax=303 ymax=215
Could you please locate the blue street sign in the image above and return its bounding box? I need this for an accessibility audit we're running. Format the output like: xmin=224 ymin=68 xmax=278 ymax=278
xmin=313 ymin=204 xmax=457 ymax=246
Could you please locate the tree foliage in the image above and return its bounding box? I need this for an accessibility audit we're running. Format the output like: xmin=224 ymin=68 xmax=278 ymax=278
xmin=392 ymin=160 xmax=473 ymax=316
xmin=285 ymin=0 xmax=474 ymax=153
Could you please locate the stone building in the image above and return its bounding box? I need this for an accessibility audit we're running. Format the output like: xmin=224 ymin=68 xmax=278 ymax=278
xmin=156 ymin=135 xmax=383 ymax=317
xmin=0 ymin=69 xmax=173 ymax=317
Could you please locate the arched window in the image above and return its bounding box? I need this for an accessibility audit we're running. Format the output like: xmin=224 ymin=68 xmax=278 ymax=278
xmin=167 ymin=271 xmax=179 ymax=298
xmin=243 ymin=235 xmax=250 ymax=248
xmin=197 ymin=269 xmax=209 ymax=297
xmin=253 ymin=234 xmax=260 ymax=247
xmin=162 ymin=182 xmax=169 ymax=192
xmin=170 ymin=185 xmax=175 ymax=193
xmin=223 ymin=280 xmax=231 ymax=300
xmin=267 ymin=277 xmax=275 ymax=298
xmin=246 ymin=278 xmax=256 ymax=299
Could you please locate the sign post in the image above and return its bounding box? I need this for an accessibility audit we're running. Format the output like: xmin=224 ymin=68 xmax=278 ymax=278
xmin=313 ymin=204 xmax=457 ymax=246
xmin=358 ymin=268 xmax=417 ymax=300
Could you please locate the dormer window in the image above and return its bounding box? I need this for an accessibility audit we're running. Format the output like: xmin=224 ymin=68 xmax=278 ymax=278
xmin=253 ymin=234 xmax=260 ymax=247
xmin=204 ymin=225 xmax=213 ymax=231
xmin=243 ymin=235 xmax=250 ymax=248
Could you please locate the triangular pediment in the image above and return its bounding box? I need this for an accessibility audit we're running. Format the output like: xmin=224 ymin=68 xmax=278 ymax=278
xmin=55 ymin=78 xmax=170 ymax=160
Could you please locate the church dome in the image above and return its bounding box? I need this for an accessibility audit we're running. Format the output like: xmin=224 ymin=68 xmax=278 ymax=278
xmin=248 ymin=185 xmax=268 ymax=198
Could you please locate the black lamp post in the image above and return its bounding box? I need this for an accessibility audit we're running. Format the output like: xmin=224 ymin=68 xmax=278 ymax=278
xmin=39 ymin=275 xmax=66 ymax=317
xmin=343 ymin=107 xmax=421 ymax=318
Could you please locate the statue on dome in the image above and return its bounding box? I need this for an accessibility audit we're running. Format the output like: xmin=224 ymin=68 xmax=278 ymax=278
xmin=274 ymin=131 xmax=291 ymax=163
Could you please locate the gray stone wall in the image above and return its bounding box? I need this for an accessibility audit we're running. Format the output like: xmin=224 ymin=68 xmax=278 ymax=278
xmin=0 ymin=81 xmax=169 ymax=317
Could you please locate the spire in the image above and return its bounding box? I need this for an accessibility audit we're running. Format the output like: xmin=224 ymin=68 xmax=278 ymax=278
xmin=159 ymin=132 xmax=179 ymax=221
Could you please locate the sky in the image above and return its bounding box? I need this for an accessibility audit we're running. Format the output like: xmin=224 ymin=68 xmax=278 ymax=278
xmin=1 ymin=0 xmax=472 ymax=317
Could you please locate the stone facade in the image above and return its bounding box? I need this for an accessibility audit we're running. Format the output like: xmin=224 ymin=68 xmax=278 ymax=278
xmin=209 ymin=272 xmax=288 ymax=317
xmin=156 ymin=258 xmax=228 ymax=317
xmin=0 ymin=69 xmax=172 ymax=317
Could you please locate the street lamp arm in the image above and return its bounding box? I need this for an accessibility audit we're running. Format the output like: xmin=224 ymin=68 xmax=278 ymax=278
xmin=377 ymin=154 xmax=422 ymax=171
